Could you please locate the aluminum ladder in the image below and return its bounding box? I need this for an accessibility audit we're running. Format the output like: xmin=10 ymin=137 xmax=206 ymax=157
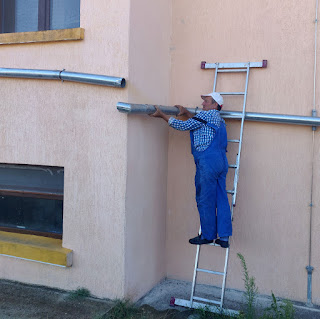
xmin=173 ymin=60 xmax=267 ymax=316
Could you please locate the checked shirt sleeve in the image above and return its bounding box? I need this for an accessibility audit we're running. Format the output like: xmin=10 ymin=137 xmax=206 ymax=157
xmin=168 ymin=117 xmax=203 ymax=131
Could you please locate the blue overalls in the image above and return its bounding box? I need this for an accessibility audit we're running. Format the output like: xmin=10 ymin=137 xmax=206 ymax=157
xmin=190 ymin=119 xmax=232 ymax=240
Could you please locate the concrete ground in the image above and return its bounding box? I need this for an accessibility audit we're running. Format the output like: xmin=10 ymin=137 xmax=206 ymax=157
xmin=0 ymin=278 xmax=320 ymax=318
xmin=137 ymin=279 xmax=320 ymax=319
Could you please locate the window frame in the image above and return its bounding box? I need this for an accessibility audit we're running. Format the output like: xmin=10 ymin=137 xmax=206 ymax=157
xmin=0 ymin=0 xmax=79 ymax=34
xmin=0 ymin=164 xmax=64 ymax=239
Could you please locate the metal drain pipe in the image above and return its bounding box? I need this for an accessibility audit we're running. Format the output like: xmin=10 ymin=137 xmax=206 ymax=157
xmin=117 ymin=102 xmax=320 ymax=127
xmin=0 ymin=67 xmax=126 ymax=88
xmin=305 ymin=0 xmax=319 ymax=307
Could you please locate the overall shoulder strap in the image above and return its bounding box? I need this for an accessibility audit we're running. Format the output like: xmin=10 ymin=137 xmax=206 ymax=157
xmin=193 ymin=116 xmax=218 ymax=130
xmin=192 ymin=117 xmax=207 ymax=124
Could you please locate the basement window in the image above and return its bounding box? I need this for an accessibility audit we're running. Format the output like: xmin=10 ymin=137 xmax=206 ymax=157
xmin=0 ymin=164 xmax=64 ymax=239
xmin=0 ymin=0 xmax=80 ymax=33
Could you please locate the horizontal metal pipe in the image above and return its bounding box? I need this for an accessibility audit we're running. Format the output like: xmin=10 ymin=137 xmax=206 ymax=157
xmin=117 ymin=102 xmax=320 ymax=127
xmin=60 ymin=71 xmax=126 ymax=88
xmin=0 ymin=67 xmax=126 ymax=88
xmin=0 ymin=68 xmax=61 ymax=80
xmin=117 ymin=102 xmax=196 ymax=116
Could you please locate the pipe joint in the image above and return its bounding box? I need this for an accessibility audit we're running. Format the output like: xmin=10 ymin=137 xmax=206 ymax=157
xmin=306 ymin=266 xmax=314 ymax=274
xmin=312 ymin=110 xmax=317 ymax=131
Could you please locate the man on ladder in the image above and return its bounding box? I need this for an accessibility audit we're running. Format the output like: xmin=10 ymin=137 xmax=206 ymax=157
xmin=150 ymin=92 xmax=232 ymax=248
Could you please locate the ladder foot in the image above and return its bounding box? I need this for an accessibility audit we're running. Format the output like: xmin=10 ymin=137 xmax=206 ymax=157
xmin=170 ymin=296 xmax=175 ymax=307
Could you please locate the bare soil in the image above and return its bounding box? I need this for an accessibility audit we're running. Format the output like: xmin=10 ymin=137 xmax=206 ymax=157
xmin=0 ymin=280 xmax=193 ymax=319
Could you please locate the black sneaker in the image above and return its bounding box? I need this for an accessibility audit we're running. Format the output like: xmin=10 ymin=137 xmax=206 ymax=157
xmin=215 ymin=238 xmax=229 ymax=248
xmin=189 ymin=235 xmax=213 ymax=245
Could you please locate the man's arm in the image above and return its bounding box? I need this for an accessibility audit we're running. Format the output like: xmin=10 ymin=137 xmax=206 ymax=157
xmin=150 ymin=105 xmax=203 ymax=131
xmin=149 ymin=105 xmax=194 ymax=121
xmin=149 ymin=105 xmax=171 ymax=122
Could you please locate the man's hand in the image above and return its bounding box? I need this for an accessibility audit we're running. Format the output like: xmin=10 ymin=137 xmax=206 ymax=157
xmin=149 ymin=105 xmax=164 ymax=118
xmin=175 ymin=105 xmax=187 ymax=116
xmin=149 ymin=105 xmax=170 ymax=122
xmin=175 ymin=105 xmax=193 ymax=118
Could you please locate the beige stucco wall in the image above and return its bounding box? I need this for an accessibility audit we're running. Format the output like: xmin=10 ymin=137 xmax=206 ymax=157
xmin=167 ymin=0 xmax=320 ymax=305
xmin=1 ymin=0 xmax=320 ymax=307
xmin=124 ymin=0 xmax=171 ymax=300
xmin=0 ymin=0 xmax=130 ymax=299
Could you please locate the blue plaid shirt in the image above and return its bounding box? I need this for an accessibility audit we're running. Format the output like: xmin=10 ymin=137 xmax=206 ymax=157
xmin=168 ymin=110 xmax=224 ymax=151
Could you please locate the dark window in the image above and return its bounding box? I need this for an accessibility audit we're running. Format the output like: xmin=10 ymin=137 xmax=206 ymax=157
xmin=0 ymin=0 xmax=80 ymax=34
xmin=0 ymin=164 xmax=64 ymax=238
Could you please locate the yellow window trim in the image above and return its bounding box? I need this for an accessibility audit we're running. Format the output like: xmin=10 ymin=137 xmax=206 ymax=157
xmin=0 ymin=27 xmax=84 ymax=45
xmin=0 ymin=231 xmax=72 ymax=267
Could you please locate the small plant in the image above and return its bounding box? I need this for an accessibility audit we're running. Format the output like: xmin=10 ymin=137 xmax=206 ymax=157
xmin=196 ymin=305 xmax=214 ymax=319
xmin=106 ymin=299 xmax=140 ymax=319
xmin=237 ymin=253 xmax=258 ymax=319
xmin=69 ymin=287 xmax=91 ymax=299
xmin=261 ymin=292 xmax=294 ymax=319
xmin=195 ymin=305 xmax=236 ymax=319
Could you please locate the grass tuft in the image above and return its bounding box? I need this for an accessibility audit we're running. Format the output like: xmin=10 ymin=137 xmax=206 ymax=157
xmin=69 ymin=287 xmax=91 ymax=299
xmin=260 ymin=292 xmax=294 ymax=319
xmin=106 ymin=299 xmax=140 ymax=319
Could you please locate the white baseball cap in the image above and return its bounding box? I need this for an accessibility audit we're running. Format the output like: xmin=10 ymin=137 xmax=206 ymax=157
xmin=201 ymin=92 xmax=224 ymax=106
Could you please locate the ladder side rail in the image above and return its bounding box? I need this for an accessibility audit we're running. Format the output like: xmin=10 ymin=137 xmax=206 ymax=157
xmin=190 ymin=226 xmax=202 ymax=307
xmin=220 ymin=248 xmax=231 ymax=307
xmin=175 ymin=299 xmax=240 ymax=316
xmin=213 ymin=63 xmax=219 ymax=92
xmin=230 ymin=203 xmax=235 ymax=221
xmin=193 ymin=296 xmax=221 ymax=305
xmin=232 ymin=64 xmax=250 ymax=206
xmin=220 ymin=65 xmax=250 ymax=307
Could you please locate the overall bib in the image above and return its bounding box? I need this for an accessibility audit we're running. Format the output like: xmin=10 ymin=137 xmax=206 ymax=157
xmin=190 ymin=120 xmax=232 ymax=240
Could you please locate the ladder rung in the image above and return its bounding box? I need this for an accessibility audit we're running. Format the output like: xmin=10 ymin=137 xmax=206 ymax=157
xmin=229 ymin=164 xmax=237 ymax=169
xmin=193 ymin=296 xmax=221 ymax=305
xmin=217 ymin=69 xmax=247 ymax=73
xmin=227 ymin=190 xmax=235 ymax=194
xmin=227 ymin=139 xmax=240 ymax=143
xmin=208 ymin=242 xmax=221 ymax=247
xmin=218 ymin=92 xmax=245 ymax=95
xmin=197 ymin=268 xmax=224 ymax=276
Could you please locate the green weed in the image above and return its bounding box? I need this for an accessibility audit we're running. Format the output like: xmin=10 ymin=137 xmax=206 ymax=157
xmin=237 ymin=253 xmax=258 ymax=319
xmin=195 ymin=305 xmax=235 ymax=318
xmin=106 ymin=299 xmax=140 ymax=319
xmin=69 ymin=287 xmax=91 ymax=299
xmin=261 ymin=292 xmax=294 ymax=319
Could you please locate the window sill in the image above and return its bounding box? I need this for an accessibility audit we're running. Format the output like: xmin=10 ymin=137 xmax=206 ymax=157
xmin=0 ymin=231 xmax=72 ymax=267
xmin=0 ymin=28 xmax=84 ymax=45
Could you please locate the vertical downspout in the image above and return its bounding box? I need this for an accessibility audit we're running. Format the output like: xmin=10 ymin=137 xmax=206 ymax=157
xmin=306 ymin=0 xmax=319 ymax=307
